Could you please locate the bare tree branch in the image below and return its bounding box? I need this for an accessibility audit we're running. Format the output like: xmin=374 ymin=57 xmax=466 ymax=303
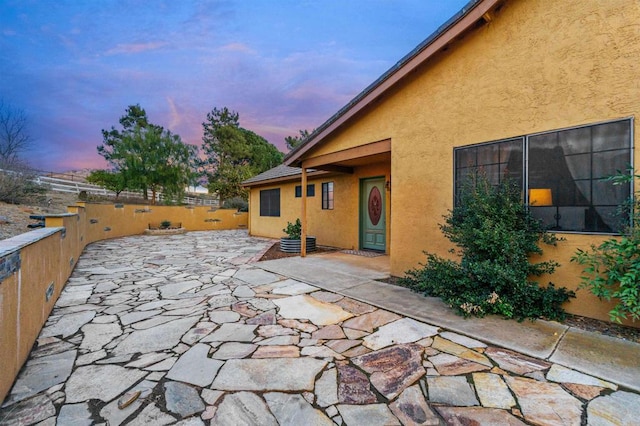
xmin=0 ymin=100 xmax=31 ymax=162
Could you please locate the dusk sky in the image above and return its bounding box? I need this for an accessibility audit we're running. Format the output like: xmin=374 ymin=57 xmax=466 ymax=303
xmin=1 ymin=0 xmax=469 ymax=172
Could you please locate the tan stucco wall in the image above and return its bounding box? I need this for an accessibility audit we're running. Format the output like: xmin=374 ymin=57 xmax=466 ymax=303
xmin=248 ymin=181 xmax=306 ymax=240
xmin=248 ymin=162 xmax=391 ymax=251
xmin=289 ymin=0 xmax=640 ymax=324
xmin=0 ymin=223 xmax=80 ymax=404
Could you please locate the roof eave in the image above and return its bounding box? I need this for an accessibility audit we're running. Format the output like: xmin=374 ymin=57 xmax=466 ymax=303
xmin=241 ymin=170 xmax=329 ymax=188
xmin=284 ymin=0 xmax=500 ymax=167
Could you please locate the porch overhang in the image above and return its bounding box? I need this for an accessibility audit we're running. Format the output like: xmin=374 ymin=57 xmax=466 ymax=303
xmin=297 ymin=139 xmax=391 ymax=259
xmin=296 ymin=139 xmax=391 ymax=172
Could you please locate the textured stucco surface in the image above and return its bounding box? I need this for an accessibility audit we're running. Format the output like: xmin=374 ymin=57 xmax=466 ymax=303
xmin=251 ymin=0 xmax=640 ymax=323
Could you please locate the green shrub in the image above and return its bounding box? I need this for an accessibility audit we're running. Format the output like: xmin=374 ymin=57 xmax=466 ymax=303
xmin=571 ymin=169 xmax=640 ymax=323
xmin=160 ymin=220 xmax=171 ymax=229
xmin=283 ymin=218 xmax=302 ymax=240
xmin=222 ymin=196 xmax=248 ymax=212
xmin=400 ymin=174 xmax=574 ymax=321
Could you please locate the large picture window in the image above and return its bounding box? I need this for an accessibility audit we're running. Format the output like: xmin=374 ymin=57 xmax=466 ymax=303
xmin=454 ymin=119 xmax=632 ymax=233
xmin=322 ymin=182 xmax=334 ymax=210
xmin=259 ymin=189 xmax=280 ymax=217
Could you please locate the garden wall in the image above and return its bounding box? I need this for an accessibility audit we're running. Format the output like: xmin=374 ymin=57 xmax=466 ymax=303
xmin=0 ymin=202 xmax=247 ymax=403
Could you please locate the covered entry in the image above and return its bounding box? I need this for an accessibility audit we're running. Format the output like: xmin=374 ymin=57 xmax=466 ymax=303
xmin=288 ymin=139 xmax=391 ymax=257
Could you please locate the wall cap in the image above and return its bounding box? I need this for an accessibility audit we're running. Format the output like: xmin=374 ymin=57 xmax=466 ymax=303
xmin=0 ymin=227 xmax=64 ymax=257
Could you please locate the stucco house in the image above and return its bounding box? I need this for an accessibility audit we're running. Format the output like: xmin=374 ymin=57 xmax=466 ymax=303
xmin=242 ymin=0 xmax=639 ymax=324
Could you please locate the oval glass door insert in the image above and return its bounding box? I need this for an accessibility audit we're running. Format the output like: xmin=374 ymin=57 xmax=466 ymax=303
xmin=368 ymin=186 xmax=382 ymax=226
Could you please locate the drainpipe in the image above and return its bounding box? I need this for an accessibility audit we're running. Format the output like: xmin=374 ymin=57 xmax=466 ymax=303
xmin=301 ymin=165 xmax=307 ymax=257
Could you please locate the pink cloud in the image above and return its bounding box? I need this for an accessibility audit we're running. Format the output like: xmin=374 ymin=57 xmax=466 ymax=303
xmin=219 ymin=42 xmax=256 ymax=54
xmin=105 ymin=41 xmax=167 ymax=55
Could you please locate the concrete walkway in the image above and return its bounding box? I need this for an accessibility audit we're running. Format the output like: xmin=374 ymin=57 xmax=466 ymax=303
xmin=1 ymin=230 xmax=639 ymax=425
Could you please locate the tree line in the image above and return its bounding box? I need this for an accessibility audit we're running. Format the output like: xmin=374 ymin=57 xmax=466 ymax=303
xmin=90 ymin=104 xmax=313 ymax=205
xmin=0 ymin=99 xmax=313 ymax=206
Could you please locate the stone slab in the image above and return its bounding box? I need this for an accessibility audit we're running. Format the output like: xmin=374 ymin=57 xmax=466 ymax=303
xmin=337 ymin=404 xmax=400 ymax=426
xmin=233 ymin=268 xmax=280 ymax=286
xmin=164 ymin=381 xmax=205 ymax=417
xmin=587 ymin=391 xmax=640 ymax=425
xmin=65 ymin=364 xmax=147 ymax=403
xmin=427 ymin=376 xmax=479 ymax=406
xmin=439 ymin=331 xmax=487 ymax=349
xmin=212 ymin=342 xmax=257 ymax=359
xmin=435 ymin=407 xmax=526 ymax=425
xmin=4 ymin=350 xmax=76 ymax=404
xmin=127 ymin=403 xmax=175 ymax=426
xmin=80 ymin=323 xmax=122 ymax=351
xmin=274 ymin=295 xmax=354 ymax=326
xmin=212 ymin=392 xmax=278 ymax=426
xmin=352 ymin=344 xmax=425 ymax=400
xmin=546 ymin=364 xmax=617 ymax=390
xmin=363 ymin=318 xmax=438 ymax=350
xmin=342 ymin=309 xmax=402 ymax=333
xmin=472 ymin=373 xmax=516 ymax=409
xmin=204 ymin=322 xmax=257 ymax=342
xmin=208 ymin=310 xmax=241 ymax=323
xmin=389 ymin=385 xmax=441 ymax=426
xmin=0 ymin=394 xmax=56 ymax=425
xmin=315 ymin=368 xmax=338 ymax=407
xmin=505 ymin=376 xmax=582 ymax=426
xmin=166 ymin=343 xmax=224 ymax=387
xmin=484 ymin=347 xmax=551 ymax=375
xmin=40 ymin=310 xmax=95 ymax=338
xmin=58 ymin=403 xmax=92 ymax=426
xmin=99 ymin=380 xmax=156 ymax=426
xmin=114 ymin=316 xmax=199 ymax=355
xmin=212 ymin=358 xmax=327 ymax=391
xmin=550 ymin=328 xmax=640 ymax=392
xmin=337 ymin=363 xmax=377 ymax=404
xmin=270 ymin=279 xmax=318 ymax=295
xmin=264 ymin=392 xmax=333 ymax=426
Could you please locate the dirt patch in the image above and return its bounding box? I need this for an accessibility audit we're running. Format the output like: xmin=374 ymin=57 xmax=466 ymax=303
xmin=258 ymin=241 xmax=339 ymax=261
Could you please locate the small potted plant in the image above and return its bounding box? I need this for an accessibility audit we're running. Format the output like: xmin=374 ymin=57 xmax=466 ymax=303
xmin=280 ymin=218 xmax=316 ymax=253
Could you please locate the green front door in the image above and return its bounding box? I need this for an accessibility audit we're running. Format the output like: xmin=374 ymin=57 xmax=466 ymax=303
xmin=360 ymin=177 xmax=386 ymax=251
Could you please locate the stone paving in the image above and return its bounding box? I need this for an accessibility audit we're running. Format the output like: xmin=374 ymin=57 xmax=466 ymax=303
xmin=1 ymin=229 xmax=640 ymax=425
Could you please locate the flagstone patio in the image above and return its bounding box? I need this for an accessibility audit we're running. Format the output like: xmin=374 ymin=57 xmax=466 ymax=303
xmin=1 ymin=229 xmax=639 ymax=425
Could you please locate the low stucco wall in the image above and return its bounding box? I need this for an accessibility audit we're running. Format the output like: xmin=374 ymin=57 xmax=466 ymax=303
xmin=0 ymin=202 xmax=247 ymax=403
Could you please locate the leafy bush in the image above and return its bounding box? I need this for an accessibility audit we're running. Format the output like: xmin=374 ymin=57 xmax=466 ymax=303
xmin=571 ymin=169 xmax=640 ymax=323
xmin=222 ymin=196 xmax=248 ymax=212
xmin=400 ymin=174 xmax=574 ymax=321
xmin=160 ymin=220 xmax=171 ymax=229
xmin=283 ymin=218 xmax=302 ymax=240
